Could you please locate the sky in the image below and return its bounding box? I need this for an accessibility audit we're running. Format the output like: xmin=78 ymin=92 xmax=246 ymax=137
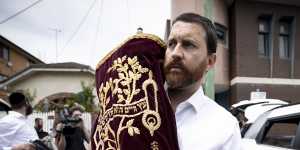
xmin=0 ymin=0 xmax=170 ymax=69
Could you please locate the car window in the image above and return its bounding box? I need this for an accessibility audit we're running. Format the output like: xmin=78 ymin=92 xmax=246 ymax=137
xmin=244 ymin=111 xmax=270 ymax=139
xmin=262 ymin=118 xmax=299 ymax=149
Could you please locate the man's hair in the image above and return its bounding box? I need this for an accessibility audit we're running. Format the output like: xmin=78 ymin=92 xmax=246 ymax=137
xmin=173 ymin=13 xmax=217 ymax=54
xmin=9 ymin=92 xmax=27 ymax=109
xmin=35 ymin=117 xmax=42 ymax=123
xmin=70 ymin=105 xmax=84 ymax=114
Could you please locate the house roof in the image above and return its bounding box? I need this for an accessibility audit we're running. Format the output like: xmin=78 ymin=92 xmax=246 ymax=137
xmin=0 ymin=62 xmax=95 ymax=88
xmin=30 ymin=62 xmax=92 ymax=69
xmin=0 ymin=35 xmax=44 ymax=64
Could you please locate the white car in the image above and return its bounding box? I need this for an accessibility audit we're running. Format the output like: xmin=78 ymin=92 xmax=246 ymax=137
xmin=231 ymin=99 xmax=289 ymax=136
xmin=242 ymin=103 xmax=300 ymax=150
xmin=232 ymin=99 xmax=289 ymax=124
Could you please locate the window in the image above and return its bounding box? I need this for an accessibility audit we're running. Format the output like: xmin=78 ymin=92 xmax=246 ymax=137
xmin=214 ymin=23 xmax=227 ymax=43
xmin=0 ymin=43 xmax=9 ymax=61
xmin=261 ymin=117 xmax=299 ymax=149
xmin=279 ymin=17 xmax=293 ymax=59
xmin=258 ymin=15 xmax=272 ymax=57
xmin=0 ymin=74 xmax=7 ymax=81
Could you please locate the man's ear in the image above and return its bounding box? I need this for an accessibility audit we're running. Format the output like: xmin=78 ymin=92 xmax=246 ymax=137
xmin=206 ymin=54 xmax=216 ymax=71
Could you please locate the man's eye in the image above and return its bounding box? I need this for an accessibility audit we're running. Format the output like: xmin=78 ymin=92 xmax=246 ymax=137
xmin=182 ymin=41 xmax=196 ymax=49
xmin=167 ymin=40 xmax=176 ymax=48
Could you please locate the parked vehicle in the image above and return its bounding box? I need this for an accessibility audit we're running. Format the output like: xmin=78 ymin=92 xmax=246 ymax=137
xmin=231 ymin=99 xmax=289 ymax=136
xmin=242 ymin=103 xmax=300 ymax=150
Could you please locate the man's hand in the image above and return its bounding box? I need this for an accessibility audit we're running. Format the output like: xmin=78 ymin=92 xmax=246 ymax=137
xmin=11 ymin=143 xmax=36 ymax=150
xmin=56 ymin=123 xmax=64 ymax=132
xmin=77 ymin=119 xmax=84 ymax=129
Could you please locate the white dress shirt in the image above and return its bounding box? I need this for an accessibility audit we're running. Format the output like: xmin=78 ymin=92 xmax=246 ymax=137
xmin=0 ymin=111 xmax=38 ymax=149
xmin=175 ymin=86 xmax=242 ymax=150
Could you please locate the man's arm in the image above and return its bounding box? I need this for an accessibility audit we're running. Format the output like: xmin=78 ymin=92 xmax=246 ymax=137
xmin=55 ymin=123 xmax=66 ymax=150
xmin=79 ymin=121 xmax=90 ymax=143
xmin=222 ymin=121 xmax=242 ymax=150
xmin=55 ymin=134 xmax=66 ymax=150
xmin=11 ymin=143 xmax=36 ymax=150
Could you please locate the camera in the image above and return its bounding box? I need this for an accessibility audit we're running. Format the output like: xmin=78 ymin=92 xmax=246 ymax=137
xmin=58 ymin=107 xmax=82 ymax=135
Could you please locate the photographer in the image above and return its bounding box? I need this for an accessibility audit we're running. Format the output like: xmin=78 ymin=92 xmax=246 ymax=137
xmin=55 ymin=105 xmax=90 ymax=150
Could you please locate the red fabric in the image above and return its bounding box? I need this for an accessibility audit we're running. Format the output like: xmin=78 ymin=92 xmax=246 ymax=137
xmin=92 ymin=34 xmax=179 ymax=150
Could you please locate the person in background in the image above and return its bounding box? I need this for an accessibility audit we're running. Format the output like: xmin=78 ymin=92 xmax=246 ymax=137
xmin=0 ymin=92 xmax=38 ymax=149
xmin=34 ymin=118 xmax=49 ymax=139
xmin=164 ymin=12 xmax=242 ymax=150
xmin=55 ymin=105 xmax=90 ymax=150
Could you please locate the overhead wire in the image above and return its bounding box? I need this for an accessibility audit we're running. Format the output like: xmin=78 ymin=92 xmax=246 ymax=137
xmin=58 ymin=0 xmax=98 ymax=58
xmin=0 ymin=0 xmax=43 ymax=24
xmin=90 ymin=0 xmax=103 ymax=66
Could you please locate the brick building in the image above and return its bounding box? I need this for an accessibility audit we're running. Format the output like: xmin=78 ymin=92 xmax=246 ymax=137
xmin=169 ymin=0 xmax=300 ymax=108
xmin=0 ymin=35 xmax=44 ymax=97
xmin=0 ymin=35 xmax=44 ymax=80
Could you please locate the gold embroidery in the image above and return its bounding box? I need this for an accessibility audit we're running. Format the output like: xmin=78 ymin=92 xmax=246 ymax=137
xmin=141 ymin=71 xmax=161 ymax=136
xmin=151 ymin=141 xmax=159 ymax=150
xmin=142 ymin=110 xmax=161 ymax=136
xmin=93 ymin=56 xmax=161 ymax=150
xmin=96 ymin=33 xmax=165 ymax=69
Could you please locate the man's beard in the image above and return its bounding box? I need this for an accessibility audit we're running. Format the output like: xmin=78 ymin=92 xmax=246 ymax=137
xmin=164 ymin=60 xmax=207 ymax=89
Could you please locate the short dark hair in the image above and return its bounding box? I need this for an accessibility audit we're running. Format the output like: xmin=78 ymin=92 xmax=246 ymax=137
xmin=173 ymin=13 xmax=217 ymax=54
xmin=35 ymin=117 xmax=42 ymax=123
xmin=70 ymin=105 xmax=84 ymax=114
xmin=9 ymin=92 xmax=27 ymax=109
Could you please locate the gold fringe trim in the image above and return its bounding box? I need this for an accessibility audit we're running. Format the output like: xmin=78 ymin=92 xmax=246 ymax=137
xmin=96 ymin=33 xmax=166 ymax=69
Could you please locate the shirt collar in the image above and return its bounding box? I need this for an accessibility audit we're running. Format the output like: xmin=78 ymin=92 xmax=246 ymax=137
xmin=9 ymin=111 xmax=26 ymax=119
xmin=176 ymin=86 xmax=207 ymax=114
xmin=185 ymin=86 xmax=206 ymax=113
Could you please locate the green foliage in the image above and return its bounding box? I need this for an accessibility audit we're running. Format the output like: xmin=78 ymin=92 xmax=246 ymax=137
xmin=32 ymin=81 xmax=97 ymax=112
xmin=23 ymin=89 xmax=44 ymax=112
xmin=23 ymin=88 xmax=36 ymax=103
xmin=72 ymin=81 xmax=96 ymax=112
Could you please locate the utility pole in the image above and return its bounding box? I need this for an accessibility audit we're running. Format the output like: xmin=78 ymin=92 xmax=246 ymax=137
xmin=49 ymin=28 xmax=61 ymax=62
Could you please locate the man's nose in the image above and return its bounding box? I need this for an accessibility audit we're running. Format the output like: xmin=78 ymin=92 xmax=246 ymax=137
xmin=171 ymin=44 xmax=184 ymax=60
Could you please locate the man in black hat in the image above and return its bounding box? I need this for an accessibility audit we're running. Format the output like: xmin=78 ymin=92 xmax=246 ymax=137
xmin=0 ymin=92 xmax=38 ymax=149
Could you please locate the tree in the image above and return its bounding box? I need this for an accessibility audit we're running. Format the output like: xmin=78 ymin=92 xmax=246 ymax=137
xmin=72 ymin=81 xmax=96 ymax=112
xmin=23 ymin=88 xmax=37 ymax=103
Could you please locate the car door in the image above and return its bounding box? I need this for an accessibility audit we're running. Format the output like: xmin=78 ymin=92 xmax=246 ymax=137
xmin=255 ymin=114 xmax=300 ymax=149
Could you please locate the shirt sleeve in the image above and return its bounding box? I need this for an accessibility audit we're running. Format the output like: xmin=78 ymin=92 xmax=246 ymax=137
xmin=0 ymin=119 xmax=20 ymax=147
xmin=15 ymin=123 xmax=39 ymax=144
xmin=222 ymin=121 xmax=242 ymax=150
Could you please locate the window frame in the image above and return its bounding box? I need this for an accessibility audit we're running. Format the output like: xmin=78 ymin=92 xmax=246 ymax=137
xmin=214 ymin=22 xmax=227 ymax=44
xmin=278 ymin=17 xmax=294 ymax=60
xmin=0 ymin=43 xmax=10 ymax=61
xmin=256 ymin=113 xmax=300 ymax=149
xmin=0 ymin=74 xmax=7 ymax=81
xmin=257 ymin=15 xmax=272 ymax=58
